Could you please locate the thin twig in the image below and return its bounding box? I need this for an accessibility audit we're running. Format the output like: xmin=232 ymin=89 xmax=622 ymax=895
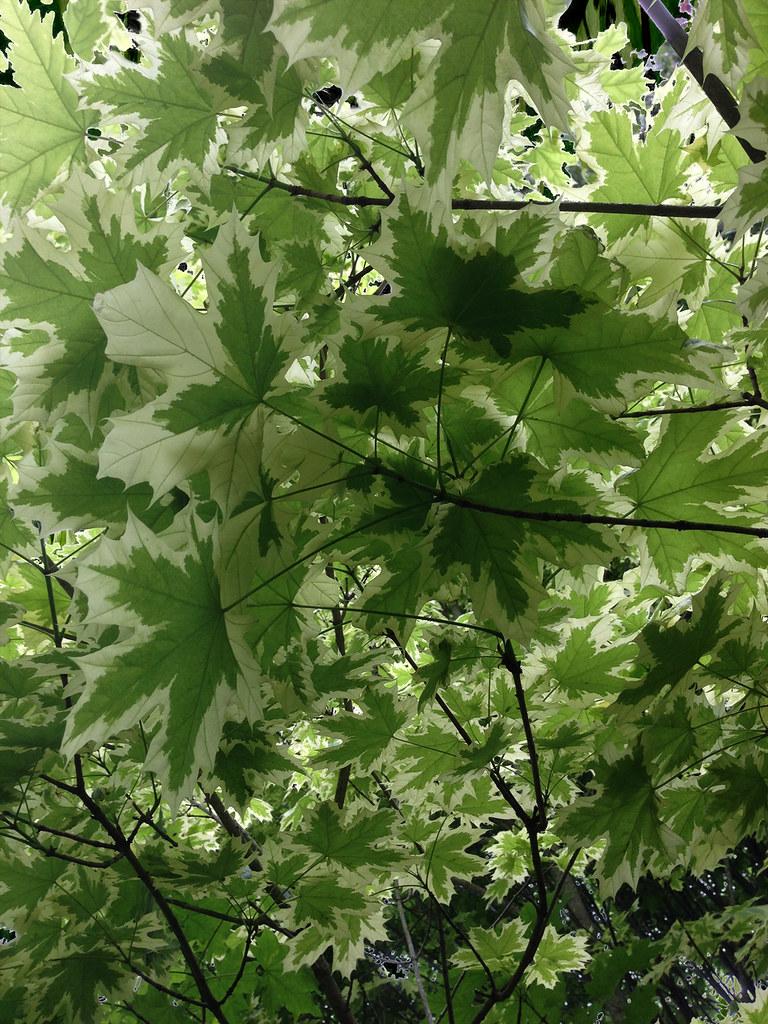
xmin=222 ymin=168 xmax=724 ymax=218
xmin=616 ymin=396 xmax=768 ymax=418
xmin=395 ymin=881 xmax=435 ymax=1023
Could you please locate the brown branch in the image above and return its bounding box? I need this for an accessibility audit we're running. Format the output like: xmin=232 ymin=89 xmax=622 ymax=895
xmin=616 ymin=395 xmax=768 ymax=418
xmin=2 ymin=811 xmax=115 ymax=850
xmin=76 ymin=789 xmax=230 ymax=1024
xmin=311 ymin=956 xmax=360 ymax=1024
xmin=326 ymin=566 xmax=352 ymax=810
xmin=384 ymin=629 xmax=533 ymax=827
xmin=499 ymin=642 xmax=546 ymax=830
xmin=638 ymin=0 xmax=765 ymax=162
xmin=205 ymin=789 xmax=356 ymax=1022
xmin=223 ymin=167 xmax=724 ymax=218
xmin=435 ymin=899 xmax=457 ymax=1024
xmin=373 ymin=464 xmax=768 ymax=540
xmin=469 ymin=849 xmax=580 ymax=1024
xmin=445 ymin=496 xmax=768 ymax=539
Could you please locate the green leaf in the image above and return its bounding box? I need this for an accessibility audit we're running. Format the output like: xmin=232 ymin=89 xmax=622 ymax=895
xmin=0 ymin=1 xmax=94 ymax=211
xmin=1 ymin=170 xmax=179 ymax=426
xmin=297 ymin=804 xmax=402 ymax=870
xmin=415 ymin=638 xmax=453 ymax=710
xmin=270 ymin=1 xmax=577 ymax=183
xmin=63 ymin=514 xmax=257 ymax=803
xmin=84 ymin=29 xmax=222 ymax=177
xmin=325 ymin=335 xmax=441 ymax=438
xmin=365 ymin=193 xmax=585 ymax=359
xmin=95 ymin=216 xmax=303 ymax=508
xmin=618 ymin=412 xmax=768 ymax=580
xmin=314 ymin=688 xmax=408 ymax=770
xmin=452 ymin=919 xmax=528 ymax=970
xmin=558 ymin=746 xmax=682 ymax=895
xmin=526 ymin=926 xmax=590 ymax=989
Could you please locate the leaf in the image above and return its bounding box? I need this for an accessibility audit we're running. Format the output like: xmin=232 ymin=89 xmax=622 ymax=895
xmin=63 ymin=514 xmax=257 ymax=804
xmin=95 ymin=216 xmax=303 ymax=508
xmin=297 ymin=804 xmax=402 ymax=870
xmin=722 ymin=162 xmax=768 ymax=239
xmin=0 ymin=1 xmax=94 ymax=211
xmin=1 ymin=170 xmax=179 ymax=426
xmin=431 ymin=458 xmax=613 ymax=636
xmin=526 ymin=926 xmax=590 ymax=989
xmin=246 ymin=933 xmax=316 ymax=1017
xmin=314 ymin=688 xmax=407 ymax=770
xmin=324 ymin=335 xmax=441 ymax=438
xmin=84 ymin=29 xmax=222 ymax=177
xmin=415 ymin=638 xmax=452 ymax=710
xmin=364 ymin=193 xmax=585 ymax=360
xmin=557 ymin=746 xmax=682 ymax=895
xmin=543 ymin=623 xmax=636 ymax=698
xmin=618 ymin=412 xmax=768 ymax=579
xmin=270 ymin=1 xmax=577 ymax=183
xmin=452 ymin=919 xmax=528 ymax=970
xmin=583 ymin=109 xmax=691 ymax=241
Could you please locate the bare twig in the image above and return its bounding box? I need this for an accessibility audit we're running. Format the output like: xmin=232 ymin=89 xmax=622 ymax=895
xmin=223 ymin=167 xmax=724 ymax=218
xmin=394 ymin=881 xmax=435 ymax=1023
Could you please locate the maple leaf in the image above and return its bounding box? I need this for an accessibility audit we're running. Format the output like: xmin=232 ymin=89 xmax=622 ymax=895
xmin=270 ymin=0 xmax=576 ymax=182
xmin=618 ymin=412 xmax=768 ymax=580
xmin=62 ymin=514 xmax=258 ymax=804
xmin=0 ymin=1 xmax=94 ymax=211
xmin=95 ymin=216 xmax=304 ymax=509
xmin=84 ymin=29 xmax=223 ymax=179
xmin=557 ymin=746 xmax=683 ymax=895
xmin=296 ymin=804 xmax=404 ymax=872
xmin=0 ymin=171 xmax=179 ymax=426
xmin=526 ymin=926 xmax=590 ymax=988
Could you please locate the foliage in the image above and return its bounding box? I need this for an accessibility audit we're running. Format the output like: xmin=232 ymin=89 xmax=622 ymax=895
xmin=0 ymin=0 xmax=767 ymax=1022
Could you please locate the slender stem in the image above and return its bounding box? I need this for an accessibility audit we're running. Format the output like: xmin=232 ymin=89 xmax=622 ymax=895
xmin=500 ymin=356 xmax=547 ymax=461
xmin=221 ymin=503 xmax=428 ymax=613
xmin=264 ymin=398 xmax=369 ymax=462
xmin=435 ymin=898 xmax=457 ymax=1024
xmin=0 ymin=540 xmax=43 ymax=571
xmin=385 ymin=629 xmax=533 ymax=825
xmin=469 ymin=848 xmax=580 ymax=1024
xmin=37 ymin=530 xmax=84 ymax=792
xmin=500 ymin=641 xmax=546 ymax=827
xmin=436 ymin=328 xmax=452 ymax=491
xmin=76 ymin=789 xmax=230 ymax=1023
xmin=616 ymin=397 xmax=768 ymax=418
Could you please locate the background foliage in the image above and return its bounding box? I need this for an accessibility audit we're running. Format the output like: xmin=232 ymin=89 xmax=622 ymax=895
xmin=0 ymin=0 xmax=768 ymax=1021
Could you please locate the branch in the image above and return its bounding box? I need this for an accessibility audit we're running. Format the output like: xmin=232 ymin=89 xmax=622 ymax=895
xmin=223 ymin=167 xmax=724 ymax=218
xmin=76 ymin=789 xmax=230 ymax=1024
xmin=372 ymin=464 xmax=768 ymax=540
xmin=205 ymin=790 xmax=357 ymax=1022
xmin=311 ymin=955 xmax=360 ymax=1024
xmin=499 ymin=642 xmax=547 ymax=828
xmin=616 ymin=395 xmax=768 ymax=417
xmin=384 ymin=629 xmax=532 ymax=827
xmin=394 ymin=881 xmax=435 ymax=1023
xmin=638 ymin=0 xmax=765 ymax=163
xmin=325 ymin=566 xmax=353 ymax=810
xmin=469 ymin=849 xmax=580 ymax=1024
xmin=435 ymin=899 xmax=457 ymax=1024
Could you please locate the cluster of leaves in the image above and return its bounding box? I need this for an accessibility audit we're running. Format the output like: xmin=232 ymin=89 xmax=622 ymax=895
xmin=0 ymin=0 xmax=767 ymax=1022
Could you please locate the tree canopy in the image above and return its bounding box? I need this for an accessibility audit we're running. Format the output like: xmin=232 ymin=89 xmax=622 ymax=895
xmin=0 ymin=0 xmax=767 ymax=1021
